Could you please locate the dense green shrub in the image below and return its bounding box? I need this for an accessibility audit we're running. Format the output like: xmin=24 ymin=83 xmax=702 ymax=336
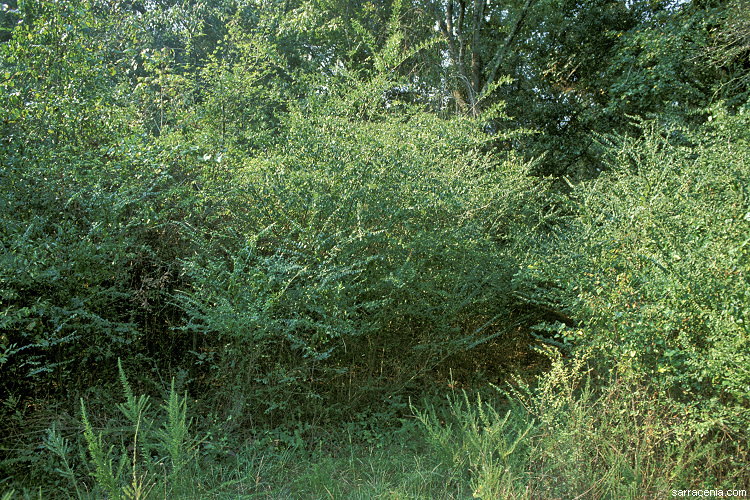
xmin=2 ymin=0 xmax=748 ymax=495
xmin=520 ymin=111 xmax=750 ymax=440
xmin=0 ymin=5 xmax=207 ymax=468
xmin=0 ymin=138 xmax=209 ymax=400
xmin=175 ymin=71 xmax=553 ymax=429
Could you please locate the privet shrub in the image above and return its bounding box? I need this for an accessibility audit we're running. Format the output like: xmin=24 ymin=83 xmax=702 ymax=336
xmin=0 ymin=141 xmax=207 ymax=405
xmin=519 ymin=113 xmax=750 ymax=443
xmin=176 ymin=74 xmax=553 ymax=430
xmin=0 ymin=0 xmax=208 ymax=409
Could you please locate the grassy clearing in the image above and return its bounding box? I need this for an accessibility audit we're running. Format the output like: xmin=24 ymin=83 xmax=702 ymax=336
xmin=199 ymin=432 xmax=465 ymax=499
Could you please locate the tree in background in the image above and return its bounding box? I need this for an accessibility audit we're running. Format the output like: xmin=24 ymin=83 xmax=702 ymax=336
xmin=704 ymin=0 xmax=750 ymax=108
xmin=423 ymin=0 xmax=540 ymax=116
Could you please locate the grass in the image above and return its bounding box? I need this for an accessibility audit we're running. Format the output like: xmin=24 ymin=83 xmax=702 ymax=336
xmin=7 ymin=349 xmax=746 ymax=500
xmin=58 ymin=419 xmax=467 ymax=499
xmin=211 ymin=432 xmax=466 ymax=499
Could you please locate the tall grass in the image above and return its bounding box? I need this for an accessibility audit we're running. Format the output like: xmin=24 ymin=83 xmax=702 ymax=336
xmin=417 ymin=349 xmax=743 ymax=499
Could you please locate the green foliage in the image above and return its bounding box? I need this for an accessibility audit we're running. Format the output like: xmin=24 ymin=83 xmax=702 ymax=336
xmin=0 ymin=0 xmax=138 ymax=150
xmin=0 ymin=2 xmax=226 ymax=429
xmin=516 ymin=350 xmax=736 ymax=494
xmin=521 ymin=113 xmax=750 ymax=438
xmin=605 ymin=4 xmax=716 ymax=122
xmin=2 ymin=0 xmax=749 ymax=495
xmin=191 ymin=18 xmax=288 ymax=153
xmin=156 ymin=377 xmax=194 ymax=476
xmin=160 ymin=3 xmax=551 ymax=432
xmin=703 ymin=0 xmax=750 ymax=108
xmin=0 ymin=137 xmax=205 ymax=404
xmin=490 ymin=0 xmax=742 ymax=178
xmin=80 ymin=398 xmax=127 ymax=500
xmin=414 ymin=391 xmax=533 ymax=499
xmin=499 ymin=0 xmax=639 ymax=177
xmin=176 ymin=70 xmax=549 ymax=427
xmin=415 ymin=351 xmax=742 ymax=499
xmin=43 ymin=360 xmax=202 ymax=499
xmin=41 ymin=423 xmax=84 ymax=499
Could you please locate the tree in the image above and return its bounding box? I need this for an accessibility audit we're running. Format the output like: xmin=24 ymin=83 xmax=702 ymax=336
xmin=0 ymin=1 xmax=18 ymax=44
xmin=494 ymin=0 xmax=722 ymax=177
xmin=424 ymin=0 xmax=541 ymax=116
xmin=704 ymin=0 xmax=750 ymax=107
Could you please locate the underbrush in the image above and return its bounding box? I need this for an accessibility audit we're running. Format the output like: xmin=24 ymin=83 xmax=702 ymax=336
xmin=5 ymin=350 xmax=747 ymax=499
xmin=419 ymin=350 xmax=749 ymax=499
xmin=516 ymin=111 xmax=750 ymax=451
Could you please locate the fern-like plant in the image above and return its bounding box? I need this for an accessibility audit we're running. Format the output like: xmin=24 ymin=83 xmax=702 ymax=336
xmin=80 ymin=396 xmax=127 ymax=500
xmin=46 ymin=359 xmax=201 ymax=498
xmin=413 ymin=391 xmax=534 ymax=499
xmin=42 ymin=422 xmax=85 ymax=499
